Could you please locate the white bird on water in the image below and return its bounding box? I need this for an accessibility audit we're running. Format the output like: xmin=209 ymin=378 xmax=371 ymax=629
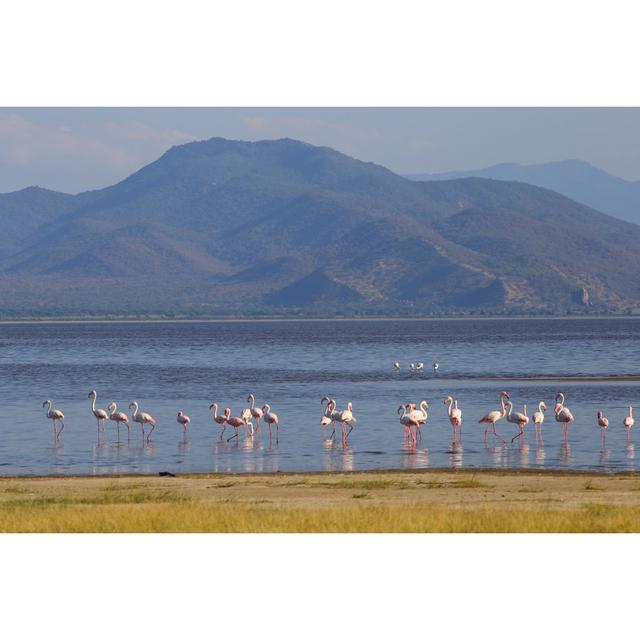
xmin=393 ymin=362 xmax=400 ymax=370
xmin=43 ymin=400 xmax=65 ymax=440
xmin=415 ymin=362 xmax=424 ymax=371
xmin=177 ymin=410 xmax=191 ymax=433
xmin=129 ymin=401 xmax=157 ymax=444
xmin=88 ymin=389 xmax=109 ymax=435
xmin=432 ymin=363 xmax=439 ymax=373
xmin=554 ymin=393 xmax=574 ymax=441
xmin=108 ymin=402 xmax=130 ymax=440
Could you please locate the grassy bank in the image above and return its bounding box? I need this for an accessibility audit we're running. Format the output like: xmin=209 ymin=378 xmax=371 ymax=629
xmin=2 ymin=469 xmax=640 ymax=532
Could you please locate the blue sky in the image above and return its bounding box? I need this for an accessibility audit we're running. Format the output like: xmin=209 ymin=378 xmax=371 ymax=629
xmin=1 ymin=108 xmax=639 ymax=193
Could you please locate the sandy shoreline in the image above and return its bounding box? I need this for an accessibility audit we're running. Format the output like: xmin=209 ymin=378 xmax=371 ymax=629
xmin=1 ymin=468 xmax=640 ymax=532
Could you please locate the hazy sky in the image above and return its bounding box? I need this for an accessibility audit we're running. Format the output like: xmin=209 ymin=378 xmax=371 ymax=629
xmin=1 ymin=108 xmax=639 ymax=193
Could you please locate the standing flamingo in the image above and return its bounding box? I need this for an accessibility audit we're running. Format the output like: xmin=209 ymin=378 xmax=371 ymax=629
xmin=320 ymin=397 xmax=336 ymax=439
xmin=43 ymin=400 xmax=65 ymax=440
xmin=226 ymin=411 xmax=251 ymax=442
xmin=407 ymin=400 xmax=429 ymax=439
xmin=532 ymin=402 xmax=547 ymax=445
xmin=623 ymin=406 xmax=634 ymax=445
xmin=177 ymin=410 xmax=191 ymax=433
xmin=88 ymin=389 xmax=109 ymax=436
xmin=478 ymin=391 xmax=510 ymax=443
xmin=209 ymin=403 xmax=229 ymax=439
xmin=597 ymin=411 xmax=609 ymax=448
xmin=554 ymin=393 xmax=574 ymax=442
xmin=507 ymin=401 xmax=530 ymax=443
xmin=443 ymin=395 xmax=462 ymax=442
xmin=108 ymin=402 xmax=130 ymax=441
xmin=247 ymin=394 xmax=264 ymax=432
xmin=262 ymin=404 xmax=279 ymax=442
xmin=332 ymin=402 xmax=356 ymax=446
xmin=398 ymin=404 xmax=420 ymax=446
xmin=129 ymin=401 xmax=157 ymax=444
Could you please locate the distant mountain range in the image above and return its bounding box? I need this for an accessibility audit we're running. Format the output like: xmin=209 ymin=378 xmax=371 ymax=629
xmin=2 ymin=138 xmax=640 ymax=318
xmin=406 ymin=159 xmax=640 ymax=225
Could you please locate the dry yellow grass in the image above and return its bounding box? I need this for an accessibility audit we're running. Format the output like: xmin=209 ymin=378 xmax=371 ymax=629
xmin=1 ymin=469 xmax=640 ymax=532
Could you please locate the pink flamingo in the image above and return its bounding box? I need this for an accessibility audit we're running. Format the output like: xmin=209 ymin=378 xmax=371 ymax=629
xmin=177 ymin=410 xmax=191 ymax=433
xmin=624 ymin=406 xmax=634 ymax=445
xmin=209 ymin=403 xmax=229 ymax=439
xmin=43 ymin=399 xmax=65 ymax=440
xmin=320 ymin=397 xmax=335 ymax=439
xmin=554 ymin=393 xmax=574 ymax=442
xmin=88 ymin=389 xmax=109 ymax=437
xmin=329 ymin=401 xmax=356 ymax=446
xmin=262 ymin=404 xmax=279 ymax=442
xmin=532 ymin=402 xmax=547 ymax=445
xmin=108 ymin=402 xmax=130 ymax=441
xmin=407 ymin=400 xmax=429 ymax=440
xmin=226 ymin=411 xmax=251 ymax=442
xmin=507 ymin=401 xmax=529 ymax=443
xmin=247 ymin=394 xmax=264 ymax=432
xmin=398 ymin=404 xmax=420 ymax=446
xmin=597 ymin=411 xmax=609 ymax=448
xmin=443 ymin=395 xmax=462 ymax=442
xmin=129 ymin=401 xmax=156 ymax=444
xmin=478 ymin=391 xmax=510 ymax=443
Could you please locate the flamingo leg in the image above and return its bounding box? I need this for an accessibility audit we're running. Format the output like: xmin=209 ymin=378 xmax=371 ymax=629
xmin=146 ymin=423 xmax=155 ymax=443
xmin=492 ymin=423 xmax=505 ymax=443
xmin=227 ymin=429 xmax=238 ymax=442
xmin=57 ymin=420 xmax=65 ymax=439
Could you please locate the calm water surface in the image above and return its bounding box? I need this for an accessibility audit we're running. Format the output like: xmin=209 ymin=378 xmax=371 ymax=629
xmin=1 ymin=318 xmax=640 ymax=476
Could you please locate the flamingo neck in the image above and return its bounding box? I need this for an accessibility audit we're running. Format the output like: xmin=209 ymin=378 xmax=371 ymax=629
xmin=91 ymin=395 xmax=97 ymax=413
xmin=446 ymin=397 xmax=453 ymax=417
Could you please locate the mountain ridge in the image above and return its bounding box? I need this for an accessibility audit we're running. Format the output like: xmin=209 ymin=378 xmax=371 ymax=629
xmin=2 ymin=138 xmax=640 ymax=317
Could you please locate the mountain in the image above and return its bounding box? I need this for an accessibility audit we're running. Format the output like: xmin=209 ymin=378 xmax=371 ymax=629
xmin=406 ymin=160 xmax=640 ymax=225
xmin=2 ymin=138 xmax=640 ymax=317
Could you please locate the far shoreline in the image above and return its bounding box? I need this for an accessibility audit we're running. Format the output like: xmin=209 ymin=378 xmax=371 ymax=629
xmin=2 ymin=314 xmax=640 ymax=325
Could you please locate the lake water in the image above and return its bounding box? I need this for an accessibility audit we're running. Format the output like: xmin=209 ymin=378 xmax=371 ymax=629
xmin=1 ymin=318 xmax=640 ymax=476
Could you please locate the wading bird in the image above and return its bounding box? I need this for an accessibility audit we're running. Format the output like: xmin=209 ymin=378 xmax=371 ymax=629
xmin=321 ymin=397 xmax=336 ymax=439
xmin=209 ymin=403 xmax=229 ymax=439
xmin=88 ymin=389 xmax=109 ymax=435
xmin=407 ymin=400 xmax=429 ymax=439
xmin=177 ymin=410 xmax=191 ymax=434
xmin=226 ymin=411 xmax=251 ymax=442
xmin=43 ymin=400 xmax=65 ymax=440
xmin=597 ymin=411 xmax=609 ymax=447
xmin=432 ymin=363 xmax=439 ymax=374
xmin=624 ymin=406 xmax=634 ymax=445
xmin=247 ymin=394 xmax=263 ymax=432
xmin=393 ymin=362 xmax=400 ymax=370
xmin=443 ymin=395 xmax=462 ymax=442
xmin=330 ymin=401 xmax=356 ymax=446
xmin=398 ymin=404 xmax=420 ymax=446
xmin=129 ymin=401 xmax=156 ymax=444
xmin=507 ymin=401 xmax=530 ymax=443
xmin=262 ymin=404 xmax=279 ymax=442
xmin=107 ymin=402 xmax=130 ymax=441
xmin=415 ymin=362 xmax=424 ymax=371
xmin=532 ymin=402 xmax=547 ymax=445
xmin=478 ymin=391 xmax=510 ymax=443
xmin=554 ymin=393 xmax=574 ymax=442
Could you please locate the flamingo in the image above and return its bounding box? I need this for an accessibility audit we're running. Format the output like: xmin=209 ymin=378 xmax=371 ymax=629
xmin=129 ymin=401 xmax=156 ymax=444
xmin=107 ymin=402 xmax=130 ymax=441
xmin=262 ymin=404 xmax=279 ymax=442
xmin=320 ymin=397 xmax=336 ymax=439
xmin=43 ymin=400 xmax=65 ymax=440
xmin=247 ymin=394 xmax=264 ymax=432
xmin=209 ymin=403 xmax=229 ymax=439
xmin=624 ymin=406 xmax=634 ymax=445
xmin=443 ymin=395 xmax=462 ymax=442
xmin=177 ymin=410 xmax=191 ymax=434
xmin=507 ymin=401 xmax=530 ymax=443
xmin=597 ymin=411 xmax=609 ymax=448
xmin=554 ymin=393 xmax=574 ymax=441
xmin=532 ymin=402 xmax=547 ymax=445
xmin=407 ymin=400 xmax=429 ymax=439
xmin=478 ymin=391 xmax=510 ymax=443
xmin=226 ymin=411 xmax=251 ymax=442
xmin=331 ymin=401 xmax=356 ymax=446
xmin=398 ymin=404 xmax=420 ymax=446
xmin=88 ymin=389 xmax=109 ymax=436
